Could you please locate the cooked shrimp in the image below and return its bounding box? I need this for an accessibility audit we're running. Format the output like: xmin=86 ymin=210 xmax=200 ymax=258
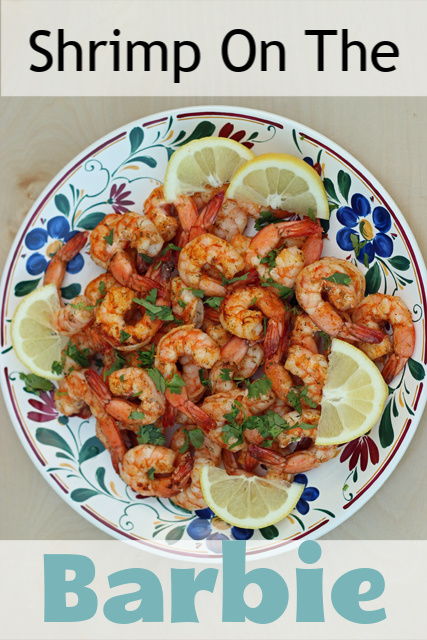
xmin=155 ymin=325 xmax=220 ymax=429
xmin=285 ymin=345 xmax=327 ymax=405
xmin=274 ymin=408 xmax=320 ymax=449
xmin=295 ymin=258 xmax=385 ymax=343
xmin=143 ymin=186 xmax=179 ymax=242
xmin=237 ymin=342 xmax=264 ymax=378
xmin=290 ymin=312 xmax=320 ymax=353
xmin=202 ymin=307 xmax=233 ymax=347
xmin=188 ymin=191 xmax=224 ymax=242
xmin=219 ymin=285 xmax=287 ymax=360
xmin=56 ymin=369 xmax=127 ymax=471
xmin=178 ymin=233 xmax=245 ymax=297
xmin=246 ymin=219 xmax=321 ymax=287
xmin=352 ymin=293 xmax=415 ymax=383
xmin=105 ymin=367 xmax=166 ymax=429
xmin=171 ymin=277 xmax=204 ymax=327
xmin=210 ymin=198 xmax=249 ymax=242
xmin=44 ymin=230 xmax=88 ymax=291
xmin=248 ymin=442 xmax=338 ymax=473
xmin=90 ymin=212 xmax=163 ymax=292
xmin=119 ymin=444 xmax=193 ymax=497
xmin=209 ymin=336 xmax=249 ymax=393
xmin=180 ymin=355 xmax=207 ymax=402
xmin=170 ymin=426 xmax=221 ymax=510
xmin=200 ymin=389 xmax=249 ymax=451
xmin=94 ymin=285 xmax=163 ymax=350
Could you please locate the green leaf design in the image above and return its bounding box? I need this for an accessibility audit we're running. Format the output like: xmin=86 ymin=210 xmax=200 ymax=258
xmin=95 ymin=467 xmax=108 ymax=493
xmin=70 ymin=488 xmax=99 ymax=502
xmin=314 ymin=508 xmax=335 ymax=518
xmin=56 ymin=452 xmax=73 ymax=460
xmin=388 ymin=256 xmax=410 ymax=271
xmin=323 ymin=178 xmax=339 ymax=202
xmin=35 ymin=427 xmax=73 ymax=456
xmin=408 ymin=358 xmax=425 ymax=381
xmin=392 ymin=397 xmax=399 ymax=418
xmin=165 ymin=525 xmax=186 ymax=541
xmin=337 ymin=170 xmax=351 ymax=202
xmin=365 ymin=262 xmax=381 ymax=295
xmin=61 ymin=283 xmax=81 ymax=299
xmin=259 ymin=524 xmax=279 ymax=540
xmin=353 ymin=467 xmax=358 ymax=483
xmin=15 ymin=278 xmax=41 ymax=297
xmin=78 ymin=211 xmax=106 ymax=230
xmin=167 ymin=499 xmax=192 ymax=514
xmin=57 ymin=415 xmax=69 ymax=425
xmin=79 ymin=436 xmax=105 ymax=464
xmin=176 ymin=122 xmax=216 ymax=147
xmin=131 ymin=156 xmax=157 ymax=168
xmin=292 ymin=128 xmax=302 ymax=154
xmin=166 ymin=147 xmax=175 ymax=160
xmin=55 ymin=194 xmax=70 ymax=216
xmin=129 ymin=127 xmax=144 ymax=153
xmin=379 ymin=400 xmax=394 ymax=448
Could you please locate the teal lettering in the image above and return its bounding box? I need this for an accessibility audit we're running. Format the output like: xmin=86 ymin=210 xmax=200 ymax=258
xmin=44 ymin=554 xmax=97 ymax=622
xmin=103 ymin=568 xmax=163 ymax=623
xmin=296 ymin=540 xmax=324 ymax=622
xmin=222 ymin=541 xmax=288 ymax=623
xmin=171 ymin=568 xmax=218 ymax=622
xmin=331 ymin=568 xmax=386 ymax=623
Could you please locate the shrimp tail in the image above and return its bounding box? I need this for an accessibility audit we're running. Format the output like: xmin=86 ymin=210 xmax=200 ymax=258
xmin=189 ymin=191 xmax=225 ymax=241
xmin=163 ymin=402 xmax=177 ymax=429
xmin=109 ymin=251 xmax=162 ymax=294
xmin=381 ymin=354 xmax=407 ymax=384
xmin=345 ymin=323 xmax=385 ymax=344
xmin=182 ymin=401 xmax=217 ymax=432
xmin=220 ymin=336 xmax=249 ymax=363
xmin=264 ymin=317 xmax=288 ymax=361
xmin=247 ymin=444 xmax=285 ymax=467
xmin=228 ymin=268 xmax=260 ymax=290
xmin=171 ymin=452 xmax=194 ymax=488
xmin=84 ymin=369 xmax=112 ymax=402
xmin=44 ymin=231 xmax=89 ymax=288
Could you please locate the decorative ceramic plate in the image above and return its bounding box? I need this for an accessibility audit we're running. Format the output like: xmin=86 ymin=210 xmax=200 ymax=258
xmin=1 ymin=106 xmax=426 ymax=561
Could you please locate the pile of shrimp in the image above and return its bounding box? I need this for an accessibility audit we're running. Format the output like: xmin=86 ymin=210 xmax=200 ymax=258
xmin=46 ymin=183 xmax=415 ymax=511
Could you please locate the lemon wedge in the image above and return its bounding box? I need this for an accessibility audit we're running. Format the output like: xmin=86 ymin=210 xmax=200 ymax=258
xmin=200 ymin=466 xmax=304 ymax=529
xmin=226 ymin=152 xmax=329 ymax=219
xmin=317 ymin=338 xmax=389 ymax=446
xmin=163 ymin=136 xmax=255 ymax=202
xmin=10 ymin=284 xmax=68 ymax=380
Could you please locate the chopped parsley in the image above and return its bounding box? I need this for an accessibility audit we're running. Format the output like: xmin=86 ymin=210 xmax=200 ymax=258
xmin=323 ymin=272 xmax=351 ymax=286
xmin=98 ymin=280 xmax=106 ymax=296
xmin=259 ymin=249 xmax=278 ymax=271
xmin=146 ymin=368 xmax=185 ymax=395
xmin=221 ymin=402 xmax=245 ymax=449
xmin=254 ymin=211 xmax=279 ymax=231
xmin=198 ymin=369 xmax=212 ymax=390
xmin=129 ymin=410 xmax=146 ymax=420
xmin=179 ymin=428 xmax=205 ymax=453
xmin=204 ymin=296 xmax=224 ymax=309
xmin=18 ymin=373 xmax=54 ymax=396
xmin=68 ymin=301 xmax=96 ymax=312
xmin=185 ymin=288 xmax=204 ymax=298
xmin=261 ymin=278 xmax=293 ymax=299
xmin=178 ymin=299 xmax=187 ymax=309
xmin=137 ymin=423 xmax=166 ymax=446
xmin=133 ymin=288 xmax=176 ymax=322
xmin=317 ymin=330 xmax=331 ymax=349
xmin=103 ymin=228 xmax=114 ymax=246
xmin=221 ymin=273 xmax=249 ymax=286
xmin=161 ymin=242 xmax=182 ymax=255
xmin=243 ymin=411 xmax=290 ymax=447
xmin=147 ymin=467 xmax=155 ymax=480
xmin=51 ymin=361 xmax=63 ymax=376
xmin=103 ymin=350 xmax=127 ymax=378
xmin=137 ymin=344 xmax=155 ymax=367
xmin=139 ymin=253 xmax=153 ymax=264
xmin=286 ymin=386 xmax=318 ymax=414
xmin=119 ymin=329 xmax=131 ymax=343
xmin=246 ymin=376 xmax=272 ymax=399
xmin=64 ymin=342 xmax=91 ymax=368
xmin=307 ymin=208 xmax=316 ymax=222
xmin=219 ymin=367 xmax=233 ymax=381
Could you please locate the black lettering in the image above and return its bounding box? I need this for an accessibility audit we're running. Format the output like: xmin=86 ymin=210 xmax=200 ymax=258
xmin=261 ymin=40 xmax=285 ymax=71
xmin=58 ymin=29 xmax=82 ymax=71
xmin=89 ymin=41 xmax=107 ymax=72
xmin=127 ymin=41 xmax=168 ymax=72
xmin=222 ymin=29 xmax=256 ymax=72
xmin=29 ymin=30 xmax=53 ymax=72
xmin=342 ymin=29 xmax=366 ymax=71
xmin=371 ymin=41 xmax=399 ymax=72
xmin=173 ymin=41 xmax=200 ymax=83
xmin=305 ymin=30 xmax=338 ymax=71
xmin=111 ymin=29 xmax=121 ymax=71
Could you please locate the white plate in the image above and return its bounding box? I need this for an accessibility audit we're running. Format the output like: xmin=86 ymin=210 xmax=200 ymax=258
xmin=1 ymin=105 xmax=426 ymax=561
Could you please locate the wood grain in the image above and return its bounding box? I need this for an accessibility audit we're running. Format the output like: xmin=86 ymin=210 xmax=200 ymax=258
xmin=1 ymin=97 xmax=426 ymax=540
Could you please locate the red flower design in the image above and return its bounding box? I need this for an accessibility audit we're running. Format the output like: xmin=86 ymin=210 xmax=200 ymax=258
xmin=218 ymin=123 xmax=254 ymax=149
xmin=108 ymin=183 xmax=135 ymax=214
xmin=340 ymin=435 xmax=379 ymax=472
xmin=27 ymin=389 xmax=58 ymax=423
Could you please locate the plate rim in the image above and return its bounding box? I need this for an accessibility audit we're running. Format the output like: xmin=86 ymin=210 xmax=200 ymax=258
xmin=1 ymin=103 xmax=426 ymax=562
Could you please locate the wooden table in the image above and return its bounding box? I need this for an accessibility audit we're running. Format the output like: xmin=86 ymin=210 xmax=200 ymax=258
xmin=1 ymin=97 xmax=426 ymax=541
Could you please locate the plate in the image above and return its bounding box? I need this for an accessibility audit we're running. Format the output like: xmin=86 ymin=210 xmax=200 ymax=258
xmin=1 ymin=105 xmax=426 ymax=561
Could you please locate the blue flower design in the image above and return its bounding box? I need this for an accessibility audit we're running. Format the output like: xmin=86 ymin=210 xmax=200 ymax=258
xmin=294 ymin=474 xmax=320 ymax=515
xmin=186 ymin=507 xmax=253 ymax=553
xmin=24 ymin=216 xmax=84 ymax=276
xmin=336 ymin=193 xmax=393 ymax=265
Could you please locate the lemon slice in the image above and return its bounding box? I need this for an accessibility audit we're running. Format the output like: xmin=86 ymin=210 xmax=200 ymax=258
xmin=200 ymin=466 xmax=304 ymax=529
xmin=226 ymin=152 xmax=329 ymax=219
xmin=10 ymin=284 xmax=68 ymax=380
xmin=317 ymin=338 xmax=389 ymax=446
xmin=163 ymin=137 xmax=255 ymax=202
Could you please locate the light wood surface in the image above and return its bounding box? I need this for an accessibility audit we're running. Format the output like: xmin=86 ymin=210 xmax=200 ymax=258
xmin=1 ymin=97 xmax=426 ymax=541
